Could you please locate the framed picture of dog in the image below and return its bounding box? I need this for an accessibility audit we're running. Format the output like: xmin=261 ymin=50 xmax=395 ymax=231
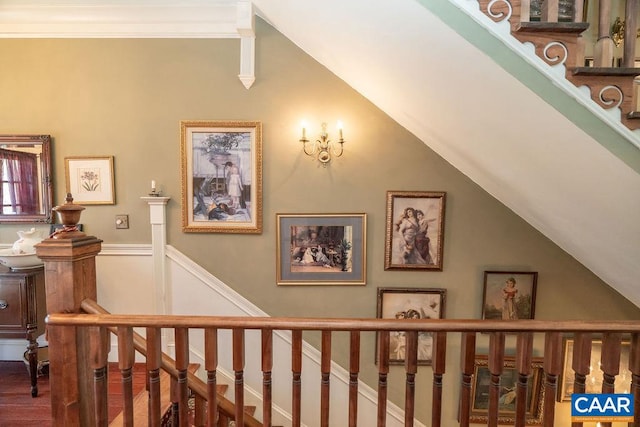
xmin=180 ymin=120 xmax=262 ymax=233
xmin=376 ymin=287 xmax=446 ymax=365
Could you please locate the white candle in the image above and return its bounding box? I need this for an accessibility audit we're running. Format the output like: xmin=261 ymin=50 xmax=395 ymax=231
xmin=151 ymin=180 xmax=156 ymax=190
xmin=337 ymin=121 xmax=344 ymax=139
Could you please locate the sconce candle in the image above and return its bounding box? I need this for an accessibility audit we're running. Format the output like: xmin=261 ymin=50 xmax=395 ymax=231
xmin=300 ymin=121 xmax=345 ymax=166
xmin=151 ymin=180 xmax=156 ymax=191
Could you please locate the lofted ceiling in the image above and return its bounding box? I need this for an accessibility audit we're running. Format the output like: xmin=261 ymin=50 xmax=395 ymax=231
xmin=2 ymin=0 xmax=640 ymax=306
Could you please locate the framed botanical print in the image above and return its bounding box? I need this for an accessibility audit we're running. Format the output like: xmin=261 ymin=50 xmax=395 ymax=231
xmin=384 ymin=191 xmax=446 ymax=271
xmin=64 ymin=156 xmax=115 ymax=205
xmin=276 ymin=213 xmax=366 ymax=285
xmin=180 ymin=120 xmax=262 ymax=233
xmin=376 ymin=287 xmax=446 ymax=365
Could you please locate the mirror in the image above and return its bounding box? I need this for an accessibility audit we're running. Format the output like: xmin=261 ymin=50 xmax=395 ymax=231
xmin=0 ymin=135 xmax=53 ymax=223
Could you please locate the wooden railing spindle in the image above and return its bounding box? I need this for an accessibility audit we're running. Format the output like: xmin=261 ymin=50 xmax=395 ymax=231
xmin=404 ymin=330 xmax=418 ymax=427
xmin=458 ymin=332 xmax=476 ymax=427
xmin=515 ymin=332 xmax=533 ymax=427
xmin=630 ymin=333 xmax=640 ymax=427
xmin=89 ymin=326 xmax=109 ymax=427
xmin=261 ymin=329 xmax=273 ymax=427
xmin=348 ymin=331 xmax=360 ymax=427
xmin=292 ymin=329 xmax=303 ymax=427
xmin=377 ymin=330 xmax=390 ymax=427
xmin=542 ymin=332 xmax=563 ymax=427
xmin=431 ymin=331 xmax=446 ymax=427
xmin=233 ymin=328 xmax=245 ymax=427
xmin=570 ymin=333 xmax=592 ymax=427
xmin=204 ymin=328 xmax=218 ymax=427
xmin=487 ymin=332 xmax=505 ymax=427
xmin=146 ymin=327 xmax=163 ymax=426
xmin=117 ymin=326 xmax=135 ymax=427
xmin=320 ymin=330 xmax=331 ymax=427
xmin=175 ymin=327 xmax=190 ymax=427
xmin=541 ymin=0 xmax=560 ymax=22
xmin=599 ymin=332 xmax=623 ymax=427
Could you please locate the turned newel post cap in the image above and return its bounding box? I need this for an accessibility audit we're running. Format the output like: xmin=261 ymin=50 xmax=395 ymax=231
xmin=50 ymin=193 xmax=86 ymax=239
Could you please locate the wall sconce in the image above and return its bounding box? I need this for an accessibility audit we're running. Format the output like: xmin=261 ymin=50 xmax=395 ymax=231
xmin=300 ymin=121 xmax=345 ymax=165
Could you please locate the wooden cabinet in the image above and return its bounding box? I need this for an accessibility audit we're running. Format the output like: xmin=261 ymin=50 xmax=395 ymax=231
xmin=0 ymin=266 xmax=46 ymax=397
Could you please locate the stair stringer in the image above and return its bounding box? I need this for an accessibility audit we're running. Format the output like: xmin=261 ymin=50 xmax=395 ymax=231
xmin=432 ymin=0 xmax=640 ymax=154
xmin=165 ymin=245 xmax=425 ymax=427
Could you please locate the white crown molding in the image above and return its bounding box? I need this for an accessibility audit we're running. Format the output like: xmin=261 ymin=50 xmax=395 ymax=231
xmin=0 ymin=0 xmax=256 ymax=88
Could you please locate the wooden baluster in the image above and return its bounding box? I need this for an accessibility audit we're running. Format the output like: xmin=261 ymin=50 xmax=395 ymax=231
xmin=543 ymin=332 xmax=563 ymax=427
xmin=89 ymin=326 xmax=109 ymax=427
xmin=595 ymin=0 xmax=615 ymax=67
xmin=459 ymin=332 xmax=476 ymax=427
xmin=599 ymin=333 xmax=622 ymax=427
xmin=146 ymin=327 xmax=163 ymax=426
xmin=571 ymin=333 xmax=592 ymax=427
xmin=175 ymin=327 xmax=190 ymax=427
xmin=542 ymin=0 xmax=560 ymax=22
xmin=204 ymin=328 xmax=218 ymax=427
xmin=521 ymin=0 xmax=532 ymax=23
xmin=262 ymin=329 xmax=273 ymax=427
xmin=170 ymin=376 xmax=179 ymax=425
xmin=629 ymin=333 xmax=640 ymax=427
xmin=377 ymin=331 xmax=390 ymax=427
xmin=488 ymin=332 xmax=505 ymax=427
xmin=573 ymin=0 xmax=585 ymax=22
xmin=431 ymin=331 xmax=446 ymax=427
xmin=193 ymin=395 xmax=206 ymax=427
xmin=292 ymin=329 xmax=303 ymax=427
xmin=622 ymin=0 xmax=639 ymax=67
xmin=320 ymin=330 xmax=331 ymax=427
xmin=117 ymin=326 xmax=135 ymax=427
xmin=232 ymin=328 xmax=245 ymax=427
xmin=515 ymin=333 xmax=533 ymax=427
xmin=348 ymin=331 xmax=360 ymax=427
xmin=404 ymin=330 xmax=418 ymax=427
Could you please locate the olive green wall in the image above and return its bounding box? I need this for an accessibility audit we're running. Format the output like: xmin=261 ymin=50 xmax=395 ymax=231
xmin=1 ymin=18 xmax=639 ymax=423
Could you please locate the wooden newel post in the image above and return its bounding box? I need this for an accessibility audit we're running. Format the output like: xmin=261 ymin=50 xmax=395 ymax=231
xmin=34 ymin=193 xmax=103 ymax=427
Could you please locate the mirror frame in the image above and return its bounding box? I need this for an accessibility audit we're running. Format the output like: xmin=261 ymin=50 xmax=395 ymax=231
xmin=0 ymin=134 xmax=53 ymax=223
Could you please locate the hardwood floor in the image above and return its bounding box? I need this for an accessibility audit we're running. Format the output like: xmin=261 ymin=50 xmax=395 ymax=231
xmin=0 ymin=360 xmax=147 ymax=426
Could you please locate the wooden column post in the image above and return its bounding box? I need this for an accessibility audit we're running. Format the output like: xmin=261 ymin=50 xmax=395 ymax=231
xmin=35 ymin=194 xmax=103 ymax=427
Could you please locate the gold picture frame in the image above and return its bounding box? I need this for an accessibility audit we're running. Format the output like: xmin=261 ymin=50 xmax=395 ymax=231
xmin=64 ymin=156 xmax=115 ymax=205
xmin=384 ymin=191 xmax=446 ymax=271
xmin=180 ymin=120 xmax=262 ymax=233
xmin=375 ymin=287 xmax=446 ymax=365
xmin=558 ymin=338 xmax=632 ymax=402
xmin=470 ymin=355 xmax=545 ymax=425
xmin=276 ymin=213 xmax=366 ymax=285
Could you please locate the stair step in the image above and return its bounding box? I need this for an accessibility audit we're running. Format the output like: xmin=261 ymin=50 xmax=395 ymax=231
xmin=109 ymin=364 xmax=200 ymax=426
xmin=515 ymin=21 xmax=589 ymax=34
xmin=217 ymin=383 xmax=228 ymax=395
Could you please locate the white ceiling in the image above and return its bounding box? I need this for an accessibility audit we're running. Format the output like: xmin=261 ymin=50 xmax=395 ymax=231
xmin=3 ymin=0 xmax=640 ymax=306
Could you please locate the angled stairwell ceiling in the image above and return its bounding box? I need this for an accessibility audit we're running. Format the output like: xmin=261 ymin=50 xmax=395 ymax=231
xmin=253 ymin=0 xmax=640 ymax=307
xmin=2 ymin=0 xmax=639 ymax=306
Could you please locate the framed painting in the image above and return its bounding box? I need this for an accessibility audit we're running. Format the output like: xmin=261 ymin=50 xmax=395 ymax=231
xmin=376 ymin=287 xmax=446 ymax=365
xmin=384 ymin=191 xmax=446 ymax=271
xmin=481 ymin=271 xmax=538 ymax=320
xmin=180 ymin=120 xmax=262 ymax=233
xmin=470 ymin=355 xmax=545 ymax=425
xmin=558 ymin=338 xmax=632 ymax=402
xmin=64 ymin=156 xmax=115 ymax=205
xmin=276 ymin=213 xmax=366 ymax=285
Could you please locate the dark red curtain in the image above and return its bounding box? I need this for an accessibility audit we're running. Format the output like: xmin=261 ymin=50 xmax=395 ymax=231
xmin=0 ymin=148 xmax=38 ymax=214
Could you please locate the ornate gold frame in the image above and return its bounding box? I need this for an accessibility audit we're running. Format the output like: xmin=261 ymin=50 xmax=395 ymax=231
xmin=180 ymin=120 xmax=262 ymax=233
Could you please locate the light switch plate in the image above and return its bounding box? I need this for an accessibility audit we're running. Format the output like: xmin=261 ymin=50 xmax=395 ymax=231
xmin=115 ymin=214 xmax=129 ymax=229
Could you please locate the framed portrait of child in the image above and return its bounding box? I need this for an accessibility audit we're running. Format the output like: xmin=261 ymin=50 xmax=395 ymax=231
xmin=481 ymin=271 xmax=538 ymax=320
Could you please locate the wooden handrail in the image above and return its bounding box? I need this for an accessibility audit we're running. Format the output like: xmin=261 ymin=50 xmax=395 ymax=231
xmin=55 ymin=301 xmax=640 ymax=333
xmin=43 ymin=298 xmax=640 ymax=426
